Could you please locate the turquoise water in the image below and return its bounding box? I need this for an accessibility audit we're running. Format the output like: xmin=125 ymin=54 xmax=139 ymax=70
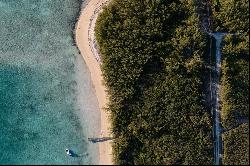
xmin=0 ymin=0 xmax=100 ymax=164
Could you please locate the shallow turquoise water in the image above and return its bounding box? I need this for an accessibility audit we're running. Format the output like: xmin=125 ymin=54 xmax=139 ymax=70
xmin=0 ymin=0 xmax=100 ymax=164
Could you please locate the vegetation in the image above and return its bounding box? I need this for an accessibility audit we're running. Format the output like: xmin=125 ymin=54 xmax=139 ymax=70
xmin=211 ymin=0 xmax=249 ymax=33
xmin=211 ymin=0 xmax=249 ymax=164
xmin=222 ymin=123 xmax=249 ymax=165
xmin=220 ymin=34 xmax=249 ymax=165
xmin=95 ymin=0 xmax=213 ymax=164
xmin=220 ymin=34 xmax=249 ymax=129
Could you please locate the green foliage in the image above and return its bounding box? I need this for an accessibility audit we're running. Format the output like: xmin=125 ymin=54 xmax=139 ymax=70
xmin=96 ymin=0 xmax=213 ymax=164
xmin=220 ymin=34 xmax=249 ymax=166
xmin=211 ymin=0 xmax=249 ymax=33
xmin=223 ymin=123 xmax=249 ymax=165
xmin=220 ymin=34 xmax=249 ymax=128
xmin=212 ymin=0 xmax=249 ymax=164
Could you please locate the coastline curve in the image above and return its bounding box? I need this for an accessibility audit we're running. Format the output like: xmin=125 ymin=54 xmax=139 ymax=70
xmin=75 ymin=0 xmax=112 ymax=165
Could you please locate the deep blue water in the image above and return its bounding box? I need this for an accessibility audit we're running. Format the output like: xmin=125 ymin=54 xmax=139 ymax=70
xmin=0 ymin=0 xmax=100 ymax=164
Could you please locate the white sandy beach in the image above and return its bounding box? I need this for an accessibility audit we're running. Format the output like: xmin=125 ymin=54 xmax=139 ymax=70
xmin=75 ymin=0 xmax=112 ymax=165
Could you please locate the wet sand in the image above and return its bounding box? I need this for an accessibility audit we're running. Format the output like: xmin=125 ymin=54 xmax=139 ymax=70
xmin=75 ymin=0 xmax=112 ymax=165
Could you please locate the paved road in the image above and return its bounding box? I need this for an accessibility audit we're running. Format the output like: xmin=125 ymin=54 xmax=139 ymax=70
xmin=210 ymin=32 xmax=227 ymax=165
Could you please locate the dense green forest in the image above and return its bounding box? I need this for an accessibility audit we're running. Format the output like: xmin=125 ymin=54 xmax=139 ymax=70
xmin=211 ymin=0 xmax=249 ymax=33
xmin=211 ymin=0 xmax=249 ymax=165
xmin=223 ymin=123 xmax=249 ymax=165
xmin=95 ymin=0 xmax=214 ymax=164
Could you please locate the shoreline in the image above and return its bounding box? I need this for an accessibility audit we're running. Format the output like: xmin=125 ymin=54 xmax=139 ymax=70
xmin=75 ymin=0 xmax=112 ymax=165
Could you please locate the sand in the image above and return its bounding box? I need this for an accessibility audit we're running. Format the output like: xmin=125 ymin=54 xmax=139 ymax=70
xmin=75 ymin=0 xmax=112 ymax=165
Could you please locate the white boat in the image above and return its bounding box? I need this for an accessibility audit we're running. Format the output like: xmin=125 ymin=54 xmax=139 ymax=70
xmin=65 ymin=148 xmax=73 ymax=156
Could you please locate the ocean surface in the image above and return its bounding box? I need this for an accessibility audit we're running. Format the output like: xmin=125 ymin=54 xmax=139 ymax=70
xmin=0 ymin=0 xmax=101 ymax=164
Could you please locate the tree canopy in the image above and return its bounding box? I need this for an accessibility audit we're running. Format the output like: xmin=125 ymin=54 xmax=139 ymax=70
xmin=211 ymin=0 xmax=249 ymax=165
xmin=95 ymin=0 xmax=213 ymax=164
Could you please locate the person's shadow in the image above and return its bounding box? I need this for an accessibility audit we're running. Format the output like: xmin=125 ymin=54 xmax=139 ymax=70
xmin=88 ymin=137 xmax=113 ymax=143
